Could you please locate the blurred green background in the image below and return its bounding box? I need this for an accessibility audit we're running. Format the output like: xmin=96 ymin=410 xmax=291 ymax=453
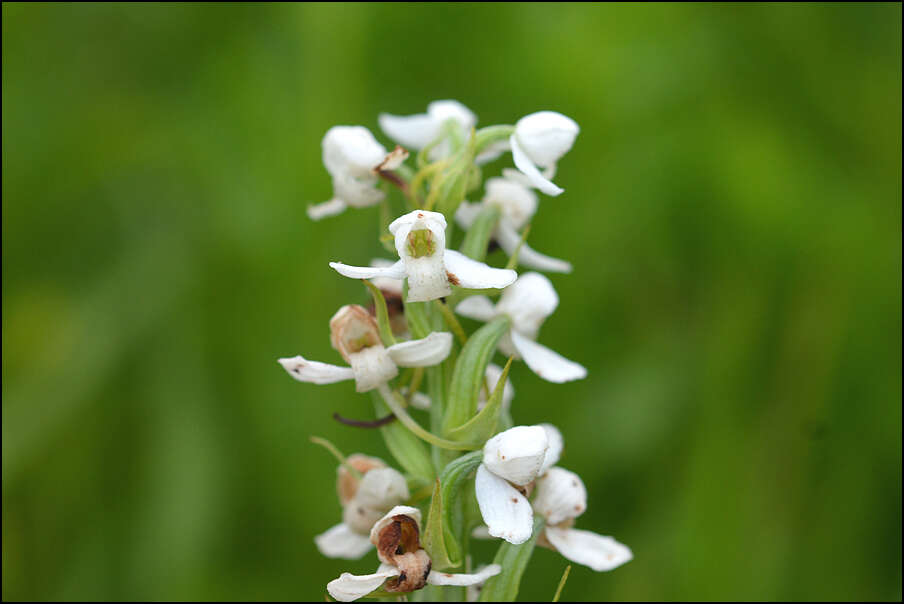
xmin=2 ymin=2 xmax=901 ymax=601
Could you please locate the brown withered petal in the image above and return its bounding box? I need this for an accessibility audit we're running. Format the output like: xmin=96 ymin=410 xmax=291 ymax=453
xmin=329 ymin=305 xmax=382 ymax=362
xmin=384 ymin=550 xmax=431 ymax=593
xmin=336 ymin=454 xmax=385 ymax=506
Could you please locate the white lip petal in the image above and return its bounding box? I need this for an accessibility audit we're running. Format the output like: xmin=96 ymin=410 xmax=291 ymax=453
xmin=539 ymin=423 xmax=564 ymax=474
xmin=427 ymin=563 xmax=502 ymax=586
xmin=510 ymin=134 xmax=564 ymax=196
xmin=544 ymin=527 xmax=633 ymax=572
xmin=454 ymin=295 xmax=498 ymax=322
xmin=533 ymin=467 xmax=587 ymax=526
xmin=387 ymin=332 xmax=453 ymax=367
xmin=326 ymin=568 xmax=401 ymax=602
xmin=278 ymin=356 xmax=355 ymax=385
xmin=496 ymin=272 xmax=559 ymax=338
xmin=509 ymin=331 xmax=587 ymax=383
xmin=314 ymin=523 xmax=374 ymax=560
xmin=329 ymin=260 xmax=406 ymax=281
xmin=495 ymin=222 xmax=573 ymax=274
xmin=482 ymin=425 xmax=549 ymax=486
xmin=475 ymin=463 xmax=534 ymax=545
xmin=346 ymin=346 xmax=399 ymax=392
xmin=378 ymin=112 xmax=439 ymax=150
xmin=443 ymin=249 xmax=517 ymax=290
xmin=307 ymin=198 xmax=348 ymax=221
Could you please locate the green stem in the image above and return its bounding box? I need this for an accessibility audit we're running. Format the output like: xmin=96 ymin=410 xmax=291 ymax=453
xmin=378 ymin=385 xmax=479 ymax=451
xmin=309 ymin=436 xmax=362 ymax=479
xmin=434 ymin=299 xmax=467 ymax=345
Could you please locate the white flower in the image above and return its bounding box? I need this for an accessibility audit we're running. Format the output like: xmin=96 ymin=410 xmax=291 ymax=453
xmin=456 ymin=176 xmax=573 ymax=273
xmin=278 ymin=304 xmax=453 ymax=392
xmin=533 ymin=467 xmax=633 ymax=572
xmin=379 ymin=100 xmax=477 ymax=161
xmin=326 ymin=506 xmax=501 ymax=602
xmin=474 ymin=424 xmax=562 ymax=544
xmin=308 ymin=126 xmax=407 ymax=220
xmin=508 ymin=111 xmax=579 ymax=196
xmin=455 ymin=272 xmax=587 ymax=383
xmin=330 ymin=210 xmax=517 ymax=303
xmin=315 ymin=455 xmax=409 ymax=560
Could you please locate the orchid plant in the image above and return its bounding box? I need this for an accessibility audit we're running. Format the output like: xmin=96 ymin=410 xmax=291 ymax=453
xmin=280 ymin=100 xmax=631 ymax=601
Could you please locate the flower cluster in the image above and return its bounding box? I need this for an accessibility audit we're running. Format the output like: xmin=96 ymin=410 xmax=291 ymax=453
xmin=280 ymin=100 xmax=630 ymax=601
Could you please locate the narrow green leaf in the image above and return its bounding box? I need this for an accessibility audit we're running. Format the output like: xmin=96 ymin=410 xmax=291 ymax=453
xmin=458 ymin=204 xmax=501 ymax=262
xmin=363 ymin=280 xmax=396 ymax=347
xmin=478 ymin=516 xmax=546 ymax=602
xmin=370 ymin=391 xmax=434 ymax=484
xmin=442 ymin=316 xmax=511 ymax=437
xmin=552 ymin=564 xmax=572 ymax=602
xmin=422 ymin=479 xmax=457 ymax=570
xmin=446 ymin=356 xmax=512 ymax=443
xmin=402 ymin=282 xmax=432 ymax=339
xmin=422 ymin=451 xmax=483 ymax=570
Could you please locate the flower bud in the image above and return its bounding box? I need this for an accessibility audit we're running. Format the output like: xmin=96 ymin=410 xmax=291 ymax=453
xmin=532 ymin=467 xmax=587 ymax=526
xmin=513 ymin=111 xmax=579 ymax=169
xmin=482 ymin=425 xmax=549 ymax=486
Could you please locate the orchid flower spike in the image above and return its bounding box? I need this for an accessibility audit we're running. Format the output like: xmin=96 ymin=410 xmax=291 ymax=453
xmin=508 ymin=111 xmax=579 ymax=197
xmin=456 ymin=176 xmax=573 ymax=273
xmin=308 ymin=126 xmax=408 ymax=220
xmin=330 ymin=210 xmax=517 ymax=303
xmin=278 ymin=304 xmax=452 ymax=392
xmin=533 ymin=467 xmax=633 ymax=572
xmin=326 ymin=506 xmax=502 ymax=602
xmin=455 ymin=272 xmax=587 ymax=383
xmin=315 ymin=455 xmax=410 ymax=559
xmin=474 ymin=424 xmax=562 ymax=544
xmin=379 ymin=100 xmax=477 ymax=161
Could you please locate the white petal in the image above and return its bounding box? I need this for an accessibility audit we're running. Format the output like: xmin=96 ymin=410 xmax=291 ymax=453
xmin=513 ymin=111 xmax=579 ymax=167
xmin=427 ymin=100 xmax=477 ymax=132
xmin=474 ymin=463 xmax=534 ymax=545
xmin=387 ymin=332 xmax=453 ymax=367
xmin=539 ymin=424 xmax=564 ymax=474
xmin=483 ymin=177 xmax=538 ymax=230
xmin=378 ymin=112 xmax=439 ymax=150
xmin=444 ymin=249 xmax=517 ymax=290
xmin=427 ymin=563 xmax=502 ymax=586
xmin=532 ymin=467 xmax=587 ymax=526
xmin=495 ymin=272 xmax=559 ymax=339
xmin=369 ymin=258 xmax=405 ymax=295
xmin=327 ymin=568 xmax=400 ymax=602
xmin=510 ymin=331 xmax=587 ymax=383
xmin=278 ymin=356 xmax=355 ymax=385
xmin=510 ymin=134 xmax=564 ymax=196
xmin=307 ymin=198 xmax=347 ymax=221
xmin=482 ymin=425 xmax=548 ymax=486
xmin=314 ymin=523 xmax=374 ymax=560
xmin=391 ymin=210 xmax=451 ymax=302
xmin=332 ymin=172 xmax=385 ymax=208
xmin=454 ymin=295 xmax=497 ymax=322
xmin=347 ymin=346 xmax=399 ymax=392
xmin=544 ymin=527 xmax=633 ymax=572
xmin=495 ymin=221 xmax=573 ymax=274
xmin=330 ymin=260 xmax=406 ymax=281
xmin=454 ymin=200 xmax=483 ymax=230
xmin=323 ymin=126 xmax=388 ymax=178
xmin=475 ymin=139 xmax=510 ymax=165
xmin=369 ymin=505 xmax=423 ymax=543
xmin=388 ymin=209 xmax=448 ymax=234
xmin=470 ymin=525 xmax=492 ymax=539
xmin=354 ymin=467 xmax=410 ymax=510
xmin=376 ymin=146 xmax=409 ymax=172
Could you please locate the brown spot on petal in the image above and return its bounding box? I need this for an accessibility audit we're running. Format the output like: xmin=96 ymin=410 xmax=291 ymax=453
xmin=511 ymin=498 xmax=519 ymax=503
xmin=446 ymin=271 xmax=460 ymax=286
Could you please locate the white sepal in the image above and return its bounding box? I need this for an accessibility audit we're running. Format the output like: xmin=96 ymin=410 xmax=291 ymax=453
xmin=326 ymin=567 xmax=400 ymax=602
xmin=482 ymin=425 xmax=549 ymax=486
xmin=510 ymin=133 xmax=564 ymax=196
xmin=278 ymin=356 xmax=355 ymax=385
xmin=513 ymin=111 xmax=579 ymax=168
xmin=387 ymin=332 xmax=453 ymax=367
xmin=474 ymin=463 xmax=534 ymax=545
xmin=454 ymin=295 xmax=498 ymax=322
xmin=314 ymin=523 xmax=374 ymax=560
xmin=510 ymin=331 xmax=587 ymax=383
xmin=539 ymin=424 xmax=564 ymax=474
xmin=483 ymin=177 xmax=538 ymax=231
xmin=543 ymin=527 xmax=633 ymax=572
xmin=496 ymin=272 xmax=559 ymax=339
xmin=329 ymin=260 xmax=406 ymax=281
xmin=346 ymin=346 xmax=399 ymax=392
xmin=307 ymin=198 xmax=348 ymax=221
xmin=443 ymin=250 xmax=517 ymax=290
xmin=532 ymin=467 xmax=587 ymax=526
xmin=426 ymin=563 xmax=502 ymax=586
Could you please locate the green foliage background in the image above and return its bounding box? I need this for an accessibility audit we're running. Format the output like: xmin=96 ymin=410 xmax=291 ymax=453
xmin=2 ymin=3 xmax=901 ymax=601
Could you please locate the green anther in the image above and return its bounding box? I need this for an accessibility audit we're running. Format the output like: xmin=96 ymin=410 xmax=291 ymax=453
xmin=407 ymin=228 xmax=436 ymax=258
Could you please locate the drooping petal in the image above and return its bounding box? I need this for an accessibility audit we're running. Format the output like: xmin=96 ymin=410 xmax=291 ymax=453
xmin=544 ymin=527 xmax=633 ymax=572
xmin=444 ymin=249 xmax=517 ymax=290
xmin=329 ymin=260 xmax=406 ymax=281
xmin=346 ymin=346 xmax=399 ymax=392
xmin=278 ymin=356 xmax=355 ymax=385
xmin=387 ymin=332 xmax=453 ymax=367
xmin=495 ymin=272 xmax=559 ymax=339
xmin=539 ymin=423 xmax=564 ymax=474
xmin=510 ymin=134 xmax=564 ymax=196
xmin=427 ymin=563 xmax=502 ymax=586
xmin=314 ymin=523 xmax=374 ymax=560
xmin=378 ymin=112 xmax=439 ymax=150
xmin=326 ymin=568 xmax=401 ymax=602
xmin=474 ymin=463 xmax=534 ymax=545
xmin=495 ymin=221 xmax=573 ymax=274
xmin=454 ymin=295 xmax=498 ymax=322
xmin=509 ymin=331 xmax=587 ymax=383
xmin=482 ymin=425 xmax=548 ymax=486
xmin=307 ymin=198 xmax=348 ymax=221
xmin=532 ymin=467 xmax=587 ymax=526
